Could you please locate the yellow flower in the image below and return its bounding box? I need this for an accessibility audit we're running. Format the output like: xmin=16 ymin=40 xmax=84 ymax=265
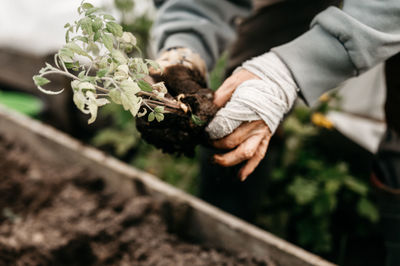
xmin=319 ymin=93 xmax=330 ymax=102
xmin=311 ymin=112 xmax=334 ymax=129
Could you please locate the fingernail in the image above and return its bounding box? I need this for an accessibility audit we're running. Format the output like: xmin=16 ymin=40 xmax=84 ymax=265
xmin=212 ymin=155 xmax=219 ymax=164
xmin=238 ymin=170 xmax=248 ymax=182
xmin=213 ymin=154 xmax=221 ymax=162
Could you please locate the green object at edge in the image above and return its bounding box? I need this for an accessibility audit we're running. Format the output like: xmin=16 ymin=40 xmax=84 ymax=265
xmin=0 ymin=90 xmax=43 ymax=117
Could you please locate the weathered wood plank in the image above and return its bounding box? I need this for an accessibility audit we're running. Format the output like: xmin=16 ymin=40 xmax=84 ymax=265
xmin=0 ymin=105 xmax=336 ymax=266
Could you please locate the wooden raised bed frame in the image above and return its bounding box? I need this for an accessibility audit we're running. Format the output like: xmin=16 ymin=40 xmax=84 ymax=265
xmin=0 ymin=105 xmax=336 ymax=266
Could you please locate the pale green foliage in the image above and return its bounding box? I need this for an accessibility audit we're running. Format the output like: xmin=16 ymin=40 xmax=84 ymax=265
xmin=32 ymin=1 xmax=175 ymax=124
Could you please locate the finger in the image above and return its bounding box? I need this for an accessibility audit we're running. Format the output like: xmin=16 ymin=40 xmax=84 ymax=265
xmin=239 ymin=136 xmax=271 ymax=182
xmin=214 ymin=133 xmax=264 ymax=167
xmin=213 ymin=76 xmax=238 ymax=107
xmin=213 ymin=120 xmax=266 ymax=149
xmin=206 ymin=115 xmax=242 ymax=140
xmin=214 ymin=70 xmax=261 ymax=107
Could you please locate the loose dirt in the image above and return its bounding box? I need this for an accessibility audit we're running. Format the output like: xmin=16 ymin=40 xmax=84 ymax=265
xmin=0 ymin=135 xmax=269 ymax=265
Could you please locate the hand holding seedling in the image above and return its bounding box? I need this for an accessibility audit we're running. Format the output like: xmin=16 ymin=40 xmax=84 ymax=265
xmin=206 ymin=53 xmax=299 ymax=181
xmin=207 ymin=69 xmax=272 ymax=181
xmin=32 ymin=1 xmax=218 ymax=155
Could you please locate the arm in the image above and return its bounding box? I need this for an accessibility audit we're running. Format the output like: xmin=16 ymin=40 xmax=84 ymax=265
xmin=273 ymin=0 xmax=400 ymax=105
xmin=207 ymin=0 xmax=400 ymax=180
xmin=152 ymin=0 xmax=251 ymax=70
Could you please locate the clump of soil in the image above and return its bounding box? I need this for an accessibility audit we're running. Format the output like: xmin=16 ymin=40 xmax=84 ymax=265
xmin=136 ymin=65 xmax=218 ymax=156
xmin=0 ymin=135 xmax=269 ymax=265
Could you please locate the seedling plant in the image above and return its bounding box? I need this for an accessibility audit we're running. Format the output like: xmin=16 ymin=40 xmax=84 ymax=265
xmin=33 ymin=1 xmax=188 ymax=124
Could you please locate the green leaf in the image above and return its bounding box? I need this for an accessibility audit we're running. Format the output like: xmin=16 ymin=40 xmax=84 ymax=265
xmin=77 ymin=82 xmax=95 ymax=92
xmin=148 ymin=112 xmax=155 ymax=122
xmin=145 ymin=59 xmax=160 ymax=71
xmin=66 ymin=30 xmax=71 ymax=43
xmin=119 ymin=32 xmax=137 ymax=45
xmin=59 ymin=54 xmax=74 ymax=63
xmin=71 ymin=80 xmax=80 ymax=91
xmin=94 ymin=31 xmax=102 ymax=42
xmin=101 ymin=33 xmax=114 ymax=51
xmin=73 ymin=90 xmax=86 ymax=111
xmin=132 ymin=58 xmax=148 ymax=74
xmin=98 ymin=57 xmax=108 ymax=69
xmin=82 ymin=2 xmax=94 ymax=10
xmin=64 ymin=23 xmax=71 ymax=28
xmin=115 ymin=0 xmax=134 ymax=11
xmin=357 ymin=198 xmax=379 ymax=223
xmin=33 ymin=76 xmax=64 ymax=95
xmin=73 ymin=36 xmax=89 ymax=43
xmin=103 ymin=14 xmax=116 ymax=21
xmin=96 ymin=68 xmax=108 ymax=78
xmin=85 ymin=7 xmax=100 ymax=15
xmin=0 ymin=90 xmax=43 ymax=117
xmin=92 ymin=17 xmax=103 ymax=32
xmin=155 ymin=113 xmax=164 ymax=122
xmin=78 ymin=70 xmax=85 ymax=79
xmin=33 ymin=75 xmax=50 ymax=87
xmin=65 ymin=42 xmax=89 ymax=57
xmin=96 ymin=98 xmax=110 ymax=106
xmin=86 ymin=91 xmax=98 ymax=124
xmin=87 ymin=42 xmax=100 ymax=55
xmin=120 ymin=78 xmax=140 ymax=94
xmin=106 ymin=21 xmax=123 ymax=37
xmin=288 ymin=177 xmax=318 ymax=205
xmin=109 ymin=88 xmax=122 ymax=104
xmin=154 ymin=106 xmax=164 ymax=114
xmin=343 ymin=177 xmax=368 ymax=196
xmin=111 ymin=49 xmax=127 ymax=64
xmin=64 ymin=62 xmax=80 ymax=70
xmin=114 ymin=65 xmax=129 ymax=80
xmin=191 ymin=114 xmax=206 ymax=126
xmin=137 ymin=80 xmax=152 ymax=92
xmin=120 ymin=92 xmax=141 ymax=116
xmin=79 ymin=17 xmax=93 ymax=35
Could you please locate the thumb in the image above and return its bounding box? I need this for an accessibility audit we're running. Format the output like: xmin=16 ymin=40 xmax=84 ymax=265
xmin=206 ymin=114 xmax=242 ymax=140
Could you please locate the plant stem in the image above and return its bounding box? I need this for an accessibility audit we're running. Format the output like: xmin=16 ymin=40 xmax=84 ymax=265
xmin=145 ymin=99 xmax=181 ymax=110
xmin=44 ymin=62 xmax=188 ymax=113
xmin=41 ymin=70 xmax=77 ymax=80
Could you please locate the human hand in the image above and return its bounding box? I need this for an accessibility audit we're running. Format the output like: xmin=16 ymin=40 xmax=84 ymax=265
xmin=213 ymin=120 xmax=271 ymax=181
xmin=206 ymin=53 xmax=298 ymax=181
xmin=149 ymin=47 xmax=207 ymax=95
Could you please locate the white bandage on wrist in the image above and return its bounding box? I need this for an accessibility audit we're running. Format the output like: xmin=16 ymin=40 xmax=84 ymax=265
xmin=206 ymin=52 xmax=298 ymax=139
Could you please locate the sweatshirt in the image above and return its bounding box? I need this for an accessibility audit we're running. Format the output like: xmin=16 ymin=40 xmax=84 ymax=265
xmin=152 ymin=0 xmax=400 ymax=105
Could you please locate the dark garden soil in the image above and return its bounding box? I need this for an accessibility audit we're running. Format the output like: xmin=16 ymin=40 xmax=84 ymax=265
xmin=136 ymin=65 xmax=218 ymax=156
xmin=0 ymin=135 xmax=269 ymax=266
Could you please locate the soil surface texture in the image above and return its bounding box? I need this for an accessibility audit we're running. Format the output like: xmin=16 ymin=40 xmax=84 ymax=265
xmin=0 ymin=135 xmax=269 ymax=266
xmin=137 ymin=65 xmax=218 ymax=156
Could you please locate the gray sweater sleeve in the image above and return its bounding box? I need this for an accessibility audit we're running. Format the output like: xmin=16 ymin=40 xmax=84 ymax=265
xmin=272 ymin=1 xmax=400 ymax=105
xmin=152 ymin=0 xmax=251 ymax=70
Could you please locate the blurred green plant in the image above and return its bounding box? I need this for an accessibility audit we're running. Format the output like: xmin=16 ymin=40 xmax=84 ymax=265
xmin=114 ymin=0 xmax=153 ymax=53
xmin=0 ymin=90 xmax=42 ymax=117
xmin=131 ymin=142 xmax=200 ymax=194
xmin=256 ymin=100 xmax=379 ymax=256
